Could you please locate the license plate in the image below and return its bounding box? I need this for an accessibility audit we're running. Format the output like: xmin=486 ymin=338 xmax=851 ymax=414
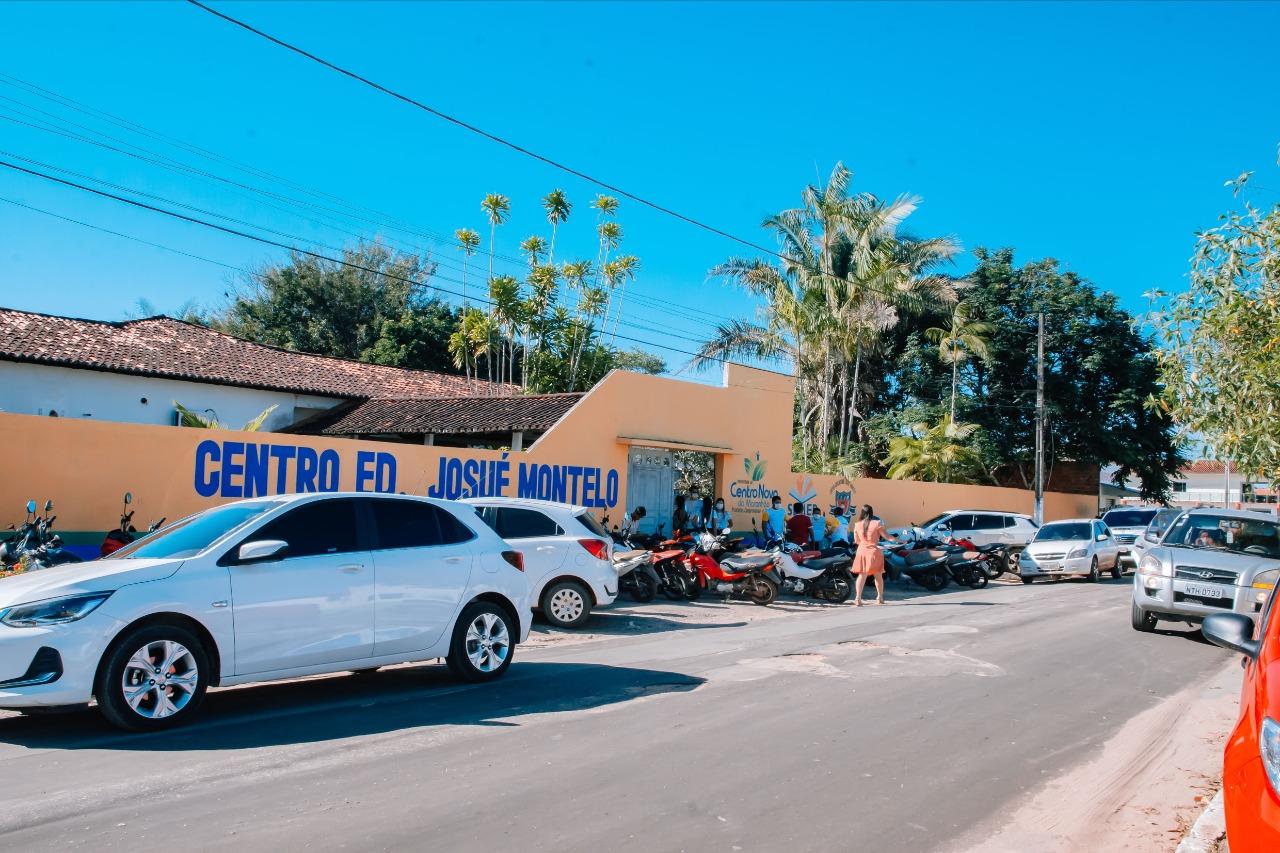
xmin=1040 ymin=562 xmax=1061 ymax=572
xmin=1185 ymin=583 xmax=1224 ymax=599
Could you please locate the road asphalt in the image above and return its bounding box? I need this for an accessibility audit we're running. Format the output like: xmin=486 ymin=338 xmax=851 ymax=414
xmin=0 ymin=576 xmax=1235 ymax=852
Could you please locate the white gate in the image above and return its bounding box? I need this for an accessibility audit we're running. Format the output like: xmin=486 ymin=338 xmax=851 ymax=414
xmin=626 ymin=447 xmax=673 ymax=535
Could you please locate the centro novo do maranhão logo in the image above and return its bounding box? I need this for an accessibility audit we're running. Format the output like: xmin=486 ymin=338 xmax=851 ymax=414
xmin=729 ymin=451 xmax=777 ymax=511
xmin=743 ymin=451 xmax=768 ymax=482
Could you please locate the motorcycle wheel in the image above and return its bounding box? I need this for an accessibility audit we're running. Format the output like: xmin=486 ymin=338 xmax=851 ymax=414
xmin=682 ymin=572 xmax=702 ymax=601
xmin=824 ymin=570 xmax=853 ymax=604
xmin=746 ymin=576 xmax=778 ymax=606
xmin=631 ymin=573 xmax=657 ymax=603
xmin=921 ymin=569 xmax=950 ymax=592
xmin=966 ymin=568 xmax=988 ymax=589
xmin=660 ymin=576 xmax=685 ymax=601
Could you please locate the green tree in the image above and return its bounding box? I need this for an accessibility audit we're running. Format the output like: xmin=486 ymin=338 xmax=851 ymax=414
xmin=1151 ymin=198 xmax=1280 ymax=478
xmin=454 ymin=227 xmax=482 ymax=384
xmin=542 ymin=189 xmax=572 ymax=265
xmin=883 ymin=416 xmax=987 ymax=483
xmin=926 ymin=300 xmax=993 ymax=424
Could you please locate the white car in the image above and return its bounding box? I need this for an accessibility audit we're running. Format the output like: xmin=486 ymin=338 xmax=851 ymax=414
xmin=1100 ymin=507 xmax=1164 ymax=568
xmin=1018 ymin=518 xmax=1122 ymax=583
xmin=0 ymin=493 xmax=531 ymax=731
xmin=463 ymin=497 xmax=616 ymax=630
xmin=893 ymin=510 xmax=1039 ymax=566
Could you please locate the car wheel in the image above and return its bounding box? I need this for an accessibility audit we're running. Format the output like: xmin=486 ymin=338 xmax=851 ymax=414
xmin=1088 ymin=558 xmax=1100 ymax=582
xmin=1007 ymin=549 xmax=1022 ymax=573
xmin=1131 ymin=601 xmax=1157 ymax=633
xmin=96 ymin=623 xmax=210 ymax=732
xmin=542 ymin=580 xmax=592 ymax=629
xmin=1021 ymin=574 xmax=1036 ymax=585
xmin=447 ymin=601 xmax=515 ymax=682
xmin=1110 ymin=559 xmax=1123 ymax=580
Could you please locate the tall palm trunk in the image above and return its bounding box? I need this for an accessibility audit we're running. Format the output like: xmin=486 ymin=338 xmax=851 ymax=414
xmin=950 ymin=354 xmax=959 ymax=424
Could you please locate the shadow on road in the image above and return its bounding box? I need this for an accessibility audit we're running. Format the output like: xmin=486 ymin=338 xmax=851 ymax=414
xmin=0 ymin=661 xmax=703 ymax=752
xmin=533 ymin=609 xmax=747 ymax=637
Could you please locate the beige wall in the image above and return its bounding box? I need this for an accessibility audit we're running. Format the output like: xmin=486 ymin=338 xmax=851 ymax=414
xmin=0 ymin=364 xmax=1092 ymax=538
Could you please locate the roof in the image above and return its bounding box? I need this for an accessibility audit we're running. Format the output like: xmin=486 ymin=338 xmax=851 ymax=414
xmin=1181 ymin=460 xmax=1230 ymax=475
xmin=283 ymin=393 xmax=585 ymax=436
xmin=0 ymin=307 xmax=513 ymax=399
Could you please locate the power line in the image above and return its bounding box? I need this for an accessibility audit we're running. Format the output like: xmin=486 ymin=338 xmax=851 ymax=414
xmin=185 ymin=0 xmax=790 ymax=263
xmin=0 ymin=158 xmax=720 ymax=360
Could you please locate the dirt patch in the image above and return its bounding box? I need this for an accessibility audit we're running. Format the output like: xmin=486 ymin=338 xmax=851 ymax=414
xmin=953 ymin=661 xmax=1240 ymax=853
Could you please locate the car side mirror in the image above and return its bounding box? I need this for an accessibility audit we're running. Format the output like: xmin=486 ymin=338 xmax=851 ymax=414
xmin=1202 ymin=613 xmax=1260 ymax=659
xmin=236 ymin=539 xmax=289 ymax=564
xmin=1097 ymin=534 xmax=1107 ymax=542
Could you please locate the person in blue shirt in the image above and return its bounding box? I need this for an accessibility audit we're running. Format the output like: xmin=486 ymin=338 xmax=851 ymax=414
xmin=829 ymin=505 xmax=851 ymax=546
xmin=708 ymin=497 xmax=732 ymax=532
xmin=763 ymin=495 xmax=787 ymax=540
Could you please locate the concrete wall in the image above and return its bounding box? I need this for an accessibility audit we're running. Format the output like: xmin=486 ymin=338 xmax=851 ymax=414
xmin=0 ymin=361 xmax=338 ymax=432
xmin=0 ymin=364 xmax=1093 ymax=550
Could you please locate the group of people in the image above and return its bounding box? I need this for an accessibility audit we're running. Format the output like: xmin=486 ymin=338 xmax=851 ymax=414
xmin=622 ymin=493 xmax=897 ymax=607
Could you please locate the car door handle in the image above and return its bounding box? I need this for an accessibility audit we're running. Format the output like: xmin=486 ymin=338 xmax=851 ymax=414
xmin=444 ymin=556 xmax=466 ymax=564
xmin=535 ymin=545 xmax=556 ymax=552
xmin=338 ymin=564 xmax=363 ymax=573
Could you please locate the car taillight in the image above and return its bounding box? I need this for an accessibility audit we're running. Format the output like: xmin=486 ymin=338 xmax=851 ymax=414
xmin=501 ymin=550 xmax=524 ymax=571
xmin=578 ymin=538 xmax=609 ymax=560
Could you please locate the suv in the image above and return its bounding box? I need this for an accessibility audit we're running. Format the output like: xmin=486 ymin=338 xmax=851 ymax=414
xmin=1132 ymin=507 xmax=1280 ymax=632
xmin=0 ymin=493 xmax=530 ymax=731
xmin=1101 ymin=507 xmax=1165 ymax=569
xmin=463 ymin=498 xmax=617 ymax=630
xmin=896 ymin=510 xmax=1038 ymax=565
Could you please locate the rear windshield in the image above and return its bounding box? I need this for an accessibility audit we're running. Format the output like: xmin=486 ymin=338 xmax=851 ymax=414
xmin=576 ymin=511 xmax=610 ymax=539
xmin=1035 ymin=522 xmax=1093 ymax=542
xmin=1102 ymin=509 xmax=1158 ymax=528
xmin=1164 ymin=514 xmax=1280 ymax=559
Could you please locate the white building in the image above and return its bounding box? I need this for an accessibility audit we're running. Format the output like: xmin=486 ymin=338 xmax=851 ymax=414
xmin=1102 ymin=460 xmax=1274 ymax=510
xmin=0 ymin=308 xmax=507 ymax=431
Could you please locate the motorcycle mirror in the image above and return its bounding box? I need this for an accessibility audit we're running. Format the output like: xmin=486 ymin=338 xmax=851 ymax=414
xmin=124 ymin=492 xmax=133 ymax=505
xmin=25 ymin=500 xmax=36 ymax=514
xmin=44 ymin=500 xmax=53 ymax=512
xmin=722 ymin=527 xmax=732 ymax=535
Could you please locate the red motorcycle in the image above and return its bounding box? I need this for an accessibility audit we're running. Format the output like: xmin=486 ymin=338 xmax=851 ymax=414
xmin=681 ymin=530 xmax=780 ymax=605
xmin=100 ymin=492 xmax=165 ymax=557
xmin=941 ymin=530 xmax=1009 ymax=580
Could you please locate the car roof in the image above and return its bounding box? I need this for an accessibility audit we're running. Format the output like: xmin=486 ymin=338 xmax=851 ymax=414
xmin=1184 ymin=507 xmax=1277 ymax=521
xmin=941 ymin=509 xmax=1031 ymax=519
xmin=1042 ymin=518 xmax=1097 ymax=525
xmin=459 ymin=496 xmax=588 ymax=514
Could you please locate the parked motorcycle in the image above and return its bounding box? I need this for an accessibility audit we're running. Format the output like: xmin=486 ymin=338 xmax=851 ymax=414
xmin=884 ymin=536 xmax=987 ymax=591
xmin=614 ymin=548 xmax=660 ymax=602
xmin=100 ymin=492 xmax=166 ymax=557
xmin=1 ymin=499 xmax=82 ymax=572
xmin=769 ymin=538 xmax=855 ymax=603
xmin=683 ymin=529 xmax=780 ymax=605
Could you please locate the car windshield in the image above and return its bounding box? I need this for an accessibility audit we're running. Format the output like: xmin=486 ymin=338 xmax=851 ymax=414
xmin=1102 ymin=509 xmax=1158 ymax=528
xmin=576 ymin=511 xmax=610 ymax=539
xmin=1163 ymin=514 xmax=1280 ymax=559
xmin=920 ymin=513 xmax=953 ymax=529
xmin=1035 ymin=522 xmax=1093 ymax=542
xmin=105 ymin=501 xmax=280 ymax=560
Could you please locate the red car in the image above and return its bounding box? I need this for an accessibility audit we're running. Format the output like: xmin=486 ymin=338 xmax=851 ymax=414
xmin=1204 ymin=589 xmax=1280 ymax=851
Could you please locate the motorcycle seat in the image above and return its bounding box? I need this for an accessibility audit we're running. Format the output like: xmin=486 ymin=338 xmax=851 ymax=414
xmin=719 ymin=553 xmax=773 ymax=571
xmin=904 ymin=549 xmax=947 ymax=566
xmin=801 ymin=554 xmax=851 ymax=571
xmin=614 ymin=549 xmax=648 ymax=561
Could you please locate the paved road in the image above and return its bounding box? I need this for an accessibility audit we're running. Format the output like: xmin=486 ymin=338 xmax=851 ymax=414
xmin=0 ymin=577 xmax=1234 ymax=852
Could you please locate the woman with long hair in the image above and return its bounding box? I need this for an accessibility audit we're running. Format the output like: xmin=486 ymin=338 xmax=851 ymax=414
xmin=851 ymin=504 xmax=897 ymax=606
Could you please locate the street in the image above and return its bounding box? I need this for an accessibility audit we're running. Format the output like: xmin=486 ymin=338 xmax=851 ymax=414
xmin=0 ymin=578 xmax=1237 ymax=852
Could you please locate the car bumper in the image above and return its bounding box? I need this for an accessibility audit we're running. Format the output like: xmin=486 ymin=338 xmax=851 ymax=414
xmin=1130 ymin=574 xmax=1264 ymax=624
xmin=1019 ymin=555 xmax=1093 ymax=577
xmin=1224 ymin=755 xmax=1280 ymax=849
xmin=0 ymin=611 xmax=123 ymax=709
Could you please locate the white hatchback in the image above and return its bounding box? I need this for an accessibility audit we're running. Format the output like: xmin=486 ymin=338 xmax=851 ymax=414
xmin=0 ymin=493 xmax=531 ymax=731
xmin=463 ymin=498 xmax=616 ymax=629
xmin=1019 ymin=518 xmax=1122 ymax=582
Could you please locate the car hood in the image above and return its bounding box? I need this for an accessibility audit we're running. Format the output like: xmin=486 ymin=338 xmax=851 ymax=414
xmin=1109 ymin=526 xmax=1148 ymax=536
xmin=0 ymin=558 xmax=182 ymax=609
xmin=1025 ymin=539 xmax=1090 ymax=555
xmin=1160 ymin=546 xmax=1280 ymax=577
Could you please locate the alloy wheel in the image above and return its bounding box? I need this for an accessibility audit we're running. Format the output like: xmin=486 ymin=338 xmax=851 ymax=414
xmin=465 ymin=612 xmax=511 ymax=673
xmin=120 ymin=639 xmax=199 ymax=720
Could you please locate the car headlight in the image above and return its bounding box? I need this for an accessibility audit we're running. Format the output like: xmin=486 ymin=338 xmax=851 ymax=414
xmin=1252 ymin=569 xmax=1279 ymax=606
xmin=0 ymin=592 xmax=113 ymax=628
xmin=1019 ymin=552 xmax=1034 ymax=564
xmin=1068 ymin=548 xmax=1088 ymax=559
xmin=1262 ymin=717 xmax=1280 ymax=797
xmin=1139 ymin=555 xmax=1170 ymax=577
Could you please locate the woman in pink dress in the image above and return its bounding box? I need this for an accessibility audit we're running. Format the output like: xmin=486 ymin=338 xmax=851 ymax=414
xmin=851 ymin=504 xmax=898 ymax=606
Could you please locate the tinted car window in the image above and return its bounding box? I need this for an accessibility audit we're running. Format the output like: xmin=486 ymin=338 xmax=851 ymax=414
xmin=108 ymin=501 xmax=281 ymax=560
xmin=436 ymin=507 xmax=476 ymax=545
xmin=497 ymin=508 xmax=562 ymax=539
xmin=1144 ymin=508 xmax=1184 ymax=542
xmin=253 ymin=499 xmax=359 ymax=559
xmin=1035 ymin=522 xmax=1093 ymax=542
xmin=1164 ymin=514 xmax=1280 ymax=558
xmin=972 ymin=514 xmax=1006 ymax=531
xmin=370 ymin=499 xmax=443 ymax=549
xmin=576 ymin=511 xmax=610 ymax=539
xmin=942 ymin=514 xmax=975 ymax=531
xmin=1103 ymin=509 xmax=1159 ymax=528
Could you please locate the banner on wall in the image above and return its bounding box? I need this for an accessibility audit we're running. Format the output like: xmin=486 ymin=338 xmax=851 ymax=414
xmin=727 ymin=451 xmax=779 ymax=515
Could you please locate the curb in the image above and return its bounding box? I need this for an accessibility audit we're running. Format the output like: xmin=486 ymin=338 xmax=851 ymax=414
xmin=1176 ymin=790 xmax=1227 ymax=853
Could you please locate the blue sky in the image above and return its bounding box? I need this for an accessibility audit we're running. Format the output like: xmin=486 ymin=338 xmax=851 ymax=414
xmin=1 ymin=1 xmax=1278 ymax=376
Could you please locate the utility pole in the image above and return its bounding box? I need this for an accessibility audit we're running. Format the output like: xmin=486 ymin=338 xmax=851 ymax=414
xmin=1224 ymin=459 xmax=1232 ymax=509
xmin=1034 ymin=313 xmax=1045 ymax=526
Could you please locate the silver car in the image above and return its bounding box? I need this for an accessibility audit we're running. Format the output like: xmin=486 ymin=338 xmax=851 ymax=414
xmin=1100 ymin=507 xmax=1163 ymax=568
xmin=1131 ymin=507 xmax=1280 ymax=632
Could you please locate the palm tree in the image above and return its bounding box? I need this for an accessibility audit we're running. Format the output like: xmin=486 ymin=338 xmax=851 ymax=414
xmin=174 ymin=402 xmax=277 ymax=431
xmin=454 ymin=227 xmax=481 ymax=385
xmin=519 ymin=235 xmax=547 ymax=268
xmin=542 ymin=189 xmax=572 ymax=265
xmin=480 ymin=194 xmax=511 ymax=388
xmin=926 ymin=300 xmax=993 ymax=424
xmin=488 ymin=274 xmax=524 ymax=387
xmin=883 ymin=416 xmax=986 ymax=483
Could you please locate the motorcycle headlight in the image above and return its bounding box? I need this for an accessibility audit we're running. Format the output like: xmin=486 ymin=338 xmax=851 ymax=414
xmin=0 ymin=592 xmax=113 ymax=628
xmin=1068 ymin=548 xmax=1088 ymax=560
xmin=1139 ymin=555 xmax=1170 ymax=577
xmin=1262 ymin=717 xmax=1280 ymax=797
